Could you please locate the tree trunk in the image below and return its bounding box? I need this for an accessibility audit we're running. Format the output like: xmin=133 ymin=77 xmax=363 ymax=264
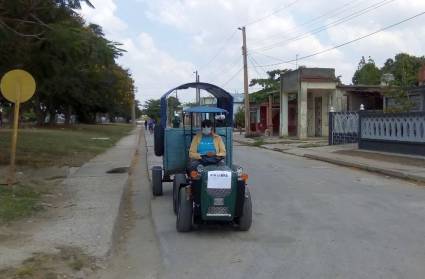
xmin=64 ymin=105 xmax=72 ymax=125
xmin=49 ymin=109 xmax=56 ymax=125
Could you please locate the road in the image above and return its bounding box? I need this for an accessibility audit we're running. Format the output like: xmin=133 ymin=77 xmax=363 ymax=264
xmin=101 ymin=137 xmax=425 ymax=279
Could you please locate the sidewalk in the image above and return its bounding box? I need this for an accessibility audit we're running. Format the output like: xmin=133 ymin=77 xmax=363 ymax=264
xmin=1 ymin=127 xmax=140 ymax=269
xmin=234 ymin=133 xmax=425 ymax=184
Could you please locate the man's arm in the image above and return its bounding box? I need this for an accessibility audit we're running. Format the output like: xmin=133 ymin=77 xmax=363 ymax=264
xmin=215 ymin=135 xmax=226 ymax=157
xmin=189 ymin=134 xmax=202 ymax=160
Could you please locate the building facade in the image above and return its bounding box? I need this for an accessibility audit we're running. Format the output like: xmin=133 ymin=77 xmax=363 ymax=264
xmin=280 ymin=68 xmax=344 ymax=138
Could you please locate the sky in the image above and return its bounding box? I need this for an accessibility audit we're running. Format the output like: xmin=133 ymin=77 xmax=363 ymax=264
xmin=80 ymin=0 xmax=425 ymax=104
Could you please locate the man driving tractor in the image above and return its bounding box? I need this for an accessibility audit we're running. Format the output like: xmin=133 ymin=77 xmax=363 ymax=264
xmin=189 ymin=119 xmax=226 ymax=167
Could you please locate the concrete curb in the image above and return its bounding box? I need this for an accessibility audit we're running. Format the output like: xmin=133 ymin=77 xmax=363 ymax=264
xmin=235 ymin=139 xmax=425 ymax=184
xmin=303 ymin=154 xmax=425 ymax=184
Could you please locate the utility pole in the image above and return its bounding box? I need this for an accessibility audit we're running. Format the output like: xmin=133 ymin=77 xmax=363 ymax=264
xmin=194 ymin=70 xmax=200 ymax=105
xmin=239 ymin=26 xmax=251 ymax=137
xmin=131 ymin=91 xmax=136 ymax=126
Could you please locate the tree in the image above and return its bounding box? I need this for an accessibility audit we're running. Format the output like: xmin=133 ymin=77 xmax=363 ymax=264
xmin=0 ymin=1 xmax=135 ymax=125
xmin=142 ymin=99 xmax=161 ymax=121
xmin=352 ymin=56 xmax=381 ymax=85
xmin=381 ymin=53 xmax=425 ymax=87
xmin=249 ymin=69 xmax=288 ymax=103
xmin=234 ymin=106 xmax=245 ymax=130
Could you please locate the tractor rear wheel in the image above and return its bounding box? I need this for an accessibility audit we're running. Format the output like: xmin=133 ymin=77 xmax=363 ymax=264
xmin=152 ymin=166 xmax=163 ymax=196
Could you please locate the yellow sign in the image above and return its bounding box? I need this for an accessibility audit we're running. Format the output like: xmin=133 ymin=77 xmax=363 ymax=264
xmin=0 ymin=69 xmax=36 ymax=186
xmin=1 ymin=69 xmax=36 ymax=103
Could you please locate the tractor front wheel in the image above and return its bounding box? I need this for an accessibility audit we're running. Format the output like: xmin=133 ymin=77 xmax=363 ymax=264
xmin=173 ymin=174 xmax=186 ymax=215
xmin=176 ymin=187 xmax=193 ymax=232
xmin=236 ymin=187 xmax=252 ymax=231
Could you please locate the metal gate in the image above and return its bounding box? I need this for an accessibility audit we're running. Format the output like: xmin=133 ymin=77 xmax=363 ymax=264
xmin=329 ymin=112 xmax=359 ymax=145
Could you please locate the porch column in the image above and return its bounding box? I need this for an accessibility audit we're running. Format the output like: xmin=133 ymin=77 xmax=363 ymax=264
xmin=297 ymin=83 xmax=308 ymax=139
xmin=267 ymin=95 xmax=273 ymax=134
xmin=280 ymin=90 xmax=288 ymax=137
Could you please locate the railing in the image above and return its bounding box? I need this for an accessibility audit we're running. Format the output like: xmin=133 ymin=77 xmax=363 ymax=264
xmin=329 ymin=112 xmax=359 ymax=145
xmin=359 ymin=111 xmax=425 ymax=156
xmin=360 ymin=112 xmax=425 ymax=142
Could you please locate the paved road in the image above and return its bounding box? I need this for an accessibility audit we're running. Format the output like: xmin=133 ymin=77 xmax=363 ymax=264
xmin=151 ymin=143 xmax=425 ymax=279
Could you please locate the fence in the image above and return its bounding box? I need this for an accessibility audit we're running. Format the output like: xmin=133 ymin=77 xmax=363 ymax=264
xmin=329 ymin=112 xmax=359 ymax=145
xmin=359 ymin=111 xmax=425 ymax=156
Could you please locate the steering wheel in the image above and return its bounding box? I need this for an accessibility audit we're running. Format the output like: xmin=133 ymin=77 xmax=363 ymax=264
xmin=200 ymin=155 xmax=224 ymax=165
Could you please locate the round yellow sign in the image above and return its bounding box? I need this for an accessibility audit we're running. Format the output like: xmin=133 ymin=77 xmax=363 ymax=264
xmin=0 ymin=70 xmax=36 ymax=103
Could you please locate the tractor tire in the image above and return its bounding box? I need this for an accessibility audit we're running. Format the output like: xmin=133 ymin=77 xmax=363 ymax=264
xmin=176 ymin=187 xmax=193 ymax=232
xmin=152 ymin=166 xmax=163 ymax=196
xmin=173 ymin=173 xmax=186 ymax=215
xmin=237 ymin=187 xmax=252 ymax=231
xmin=154 ymin=125 xmax=164 ymax=156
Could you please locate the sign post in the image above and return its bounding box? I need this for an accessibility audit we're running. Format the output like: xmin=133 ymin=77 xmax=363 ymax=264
xmin=0 ymin=70 xmax=36 ymax=186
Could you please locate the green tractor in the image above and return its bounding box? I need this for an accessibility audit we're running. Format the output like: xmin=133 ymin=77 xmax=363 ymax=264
xmin=152 ymin=82 xmax=252 ymax=232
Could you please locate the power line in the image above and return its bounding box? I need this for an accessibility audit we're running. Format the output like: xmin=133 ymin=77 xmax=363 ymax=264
xmin=255 ymin=11 xmax=425 ymax=68
xmin=220 ymin=66 xmax=244 ymax=87
xmin=249 ymin=54 xmax=269 ymax=76
xmin=199 ymin=30 xmax=238 ymax=70
xmin=254 ymin=0 xmax=395 ymax=52
xmin=250 ymin=49 xmax=297 ymax=66
xmin=244 ymin=0 xmax=303 ymax=27
xmin=248 ymin=55 xmax=265 ymax=78
xmin=207 ymin=55 xmax=242 ymax=82
xmin=249 ymin=0 xmax=365 ymax=44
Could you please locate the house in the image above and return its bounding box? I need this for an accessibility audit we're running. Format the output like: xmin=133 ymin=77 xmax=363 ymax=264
xmin=249 ymin=93 xmax=280 ymax=135
xmin=280 ymin=68 xmax=345 ymax=138
xmin=336 ymin=85 xmax=384 ymax=111
xmin=384 ymin=67 xmax=425 ymax=112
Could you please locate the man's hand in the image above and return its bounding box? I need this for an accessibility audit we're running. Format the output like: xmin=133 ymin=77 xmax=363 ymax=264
xmin=206 ymin=152 xmax=216 ymax=157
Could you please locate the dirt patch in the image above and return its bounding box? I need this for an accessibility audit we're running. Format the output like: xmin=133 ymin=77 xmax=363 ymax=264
xmin=0 ymin=246 xmax=97 ymax=279
xmin=335 ymin=150 xmax=425 ymax=167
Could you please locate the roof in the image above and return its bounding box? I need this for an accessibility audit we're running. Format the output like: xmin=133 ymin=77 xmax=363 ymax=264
xmin=159 ymin=82 xmax=233 ymax=127
xmin=183 ymin=106 xmax=228 ymax=114
xmin=337 ymin=84 xmax=385 ymax=95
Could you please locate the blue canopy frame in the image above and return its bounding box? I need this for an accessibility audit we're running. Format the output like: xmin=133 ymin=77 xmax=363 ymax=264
xmin=160 ymin=82 xmax=233 ymax=127
xmin=183 ymin=106 xmax=228 ymax=114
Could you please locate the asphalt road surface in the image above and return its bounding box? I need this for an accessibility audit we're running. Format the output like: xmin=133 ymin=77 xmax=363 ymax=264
xmin=151 ymin=143 xmax=425 ymax=279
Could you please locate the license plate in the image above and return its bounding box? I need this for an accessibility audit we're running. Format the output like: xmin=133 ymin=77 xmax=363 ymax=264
xmin=207 ymin=171 xmax=231 ymax=189
xmin=213 ymin=198 xmax=224 ymax=206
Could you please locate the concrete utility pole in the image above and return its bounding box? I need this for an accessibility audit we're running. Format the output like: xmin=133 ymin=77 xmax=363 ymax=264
xmin=194 ymin=70 xmax=200 ymax=105
xmin=239 ymin=26 xmax=251 ymax=137
xmin=131 ymin=97 xmax=136 ymax=126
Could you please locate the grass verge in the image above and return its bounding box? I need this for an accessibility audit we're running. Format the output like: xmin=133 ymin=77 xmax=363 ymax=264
xmin=251 ymin=138 xmax=265 ymax=147
xmin=0 ymin=246 xmax=96 ymax=279
xmin=0 ymin=124 xmax=133 ymax=167
xmin=0 ymin=184 xmax=41 ymax=223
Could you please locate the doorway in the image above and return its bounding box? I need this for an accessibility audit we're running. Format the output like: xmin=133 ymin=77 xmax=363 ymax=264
xmin=315 ymin=97 xmax=322 ymax=136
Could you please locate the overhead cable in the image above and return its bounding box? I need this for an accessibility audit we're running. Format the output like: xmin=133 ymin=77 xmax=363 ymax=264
xmin=255 ymin=11 xmax=425 ymax=68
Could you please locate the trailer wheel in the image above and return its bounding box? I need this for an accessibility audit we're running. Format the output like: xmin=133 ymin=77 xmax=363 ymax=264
xmin=176 ymin=187 xmax=193 ymax=232
xmin=237 ymin=187 xmax=252 ymax=231
xmin=154 ymin=125 xmax=164 ymax=156
xmin=152 ymin=166 xmax=163 ymax=196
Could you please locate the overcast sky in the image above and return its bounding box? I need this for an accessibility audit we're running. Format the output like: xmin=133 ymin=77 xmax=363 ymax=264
xmin=80 ymin=0 xmax=425 ymax=103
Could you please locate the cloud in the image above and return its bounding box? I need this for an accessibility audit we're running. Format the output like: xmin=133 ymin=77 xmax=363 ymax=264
xmin=81 ymin=0 xmax=127 ymax=34
xmin=81 ymin=0 xmax=425 ymax=100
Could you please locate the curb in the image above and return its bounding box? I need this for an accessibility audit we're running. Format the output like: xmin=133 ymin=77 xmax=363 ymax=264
xmin=234 ymin=139 xmax=425 ymax=184
xmin=303 ymin=154 xmax=425 ymax=184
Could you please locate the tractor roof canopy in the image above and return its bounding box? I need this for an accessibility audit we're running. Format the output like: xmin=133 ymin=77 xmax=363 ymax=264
xmin=160 ymin=82 xmax=233 ymax=127
xmin=183 ymin=106 xmax=228 ymax=114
